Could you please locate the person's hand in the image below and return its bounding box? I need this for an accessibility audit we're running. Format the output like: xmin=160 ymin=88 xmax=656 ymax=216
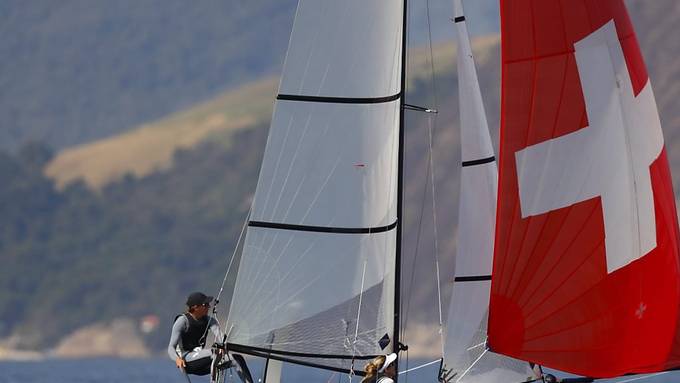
xmin=175 ymin=357 xmax=186 ymax=369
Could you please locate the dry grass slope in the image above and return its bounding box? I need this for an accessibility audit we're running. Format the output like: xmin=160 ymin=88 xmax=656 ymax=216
xmin=45 ymin=77 xmax=278 ymax=190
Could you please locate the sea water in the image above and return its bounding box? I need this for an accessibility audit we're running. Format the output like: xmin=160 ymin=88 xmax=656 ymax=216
xmin=0 ymin=358 xmax=677 ymax=383
xmin=0 ymin=357 xmax=440 ymax=383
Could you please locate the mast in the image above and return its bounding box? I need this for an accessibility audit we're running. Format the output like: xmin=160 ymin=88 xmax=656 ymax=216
xmin=393 ymin=0 xmax=408 ymax=378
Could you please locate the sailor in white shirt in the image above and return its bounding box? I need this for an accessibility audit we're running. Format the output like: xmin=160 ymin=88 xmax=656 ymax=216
xmin=361 ymin=353 xmax=397 ymax=383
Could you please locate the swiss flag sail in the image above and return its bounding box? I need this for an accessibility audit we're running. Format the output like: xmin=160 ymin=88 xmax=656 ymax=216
xmin=488 ymin=0 xmax=680 ymax=377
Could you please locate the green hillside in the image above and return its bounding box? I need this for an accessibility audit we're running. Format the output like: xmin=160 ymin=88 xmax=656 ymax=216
xmin=0 ymin=128 xmax=266 ymax=350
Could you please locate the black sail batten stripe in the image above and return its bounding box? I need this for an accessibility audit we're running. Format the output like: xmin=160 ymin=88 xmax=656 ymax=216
xmin=248 ymin=220 xmax=397 ymax=234
xmin=454 ymin=16 xmax=466 ymax=23
xmin=228 ymin=347 xmax=368 ymax=377
xmin=227 ymin=343 xmax=377 ymax=361
xmin=461 ymin=156 xmax=496 ymax=167
xmin=276 ymin=92 xmax=401 ymax=104
xmin=454 ymin=275 xmax=492 ymax=282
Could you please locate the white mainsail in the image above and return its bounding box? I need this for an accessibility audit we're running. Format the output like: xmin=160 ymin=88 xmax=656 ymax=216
xmin=442 ymin=1 xmax=532 ymax=382
xmin=264 ymin=359 xmax=282 ymax=383
xmin=225 ymin=0 xmax=404 ymax=373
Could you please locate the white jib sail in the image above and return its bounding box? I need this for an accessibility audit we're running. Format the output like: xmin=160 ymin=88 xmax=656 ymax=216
xmin=226 ymin=0 xmax=403 ymax=372
xmin=442 ymin=1 xmax=532 ymax=382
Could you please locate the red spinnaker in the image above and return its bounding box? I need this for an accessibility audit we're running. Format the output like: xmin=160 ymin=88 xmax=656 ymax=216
xmin=488 ymin=0 xmax=680 ymax=377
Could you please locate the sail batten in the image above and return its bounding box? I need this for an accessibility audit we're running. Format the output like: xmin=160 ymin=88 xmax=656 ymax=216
xmin=454 ymin=275 xmax=492 ymax=283
xmin=248 ymin=220 xmax=397 ymax=234
xmin=461 ymin=156 xmax=496 ymax=167
xmin=277 ymin=93 xmax=402 ymax=104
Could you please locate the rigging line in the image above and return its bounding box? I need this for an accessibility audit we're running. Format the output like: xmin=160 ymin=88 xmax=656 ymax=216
xmin=455 ymin=347 xmax=489 ymax=383
xmin=399 ymin=0 xmax=437 ymax=334
xmin=404 ymin=349 xmax=409 ymax=383
xmin=615 ymin=372 xmax=670 ymax=383
xmin=425 ymin=0 xmax=444 ymax=357
xmin=349 ymin=261 xmax=368 ymax=382
xmin=213 ymin=207 xmax=251 ymax=337
xmin=431 ymin=114 xmax=444 ymax=356
xmin=425 ymin=0 xmax=439 ymax=111
xmin=398 ymin=359 xmax=441 ymax=375
xmin=466 ymin=340 xmax=486 ymax=351
xmin=216 ymin=208 xmax=251 ymax=305
xmin=401 ymin=152 xmax=432 ymax=334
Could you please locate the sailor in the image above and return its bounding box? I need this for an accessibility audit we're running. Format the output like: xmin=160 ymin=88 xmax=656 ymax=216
xmin=361 ymin=353 xmax=398 ymax=383
xmin=167 ymin=291 xmax=227 ymax=376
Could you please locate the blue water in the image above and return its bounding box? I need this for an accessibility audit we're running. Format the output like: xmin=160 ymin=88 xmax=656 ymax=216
xmin=0 ymin=358 xmax=440 ymax=383
xmin=0 ymin=358 xmax=677 ymax=383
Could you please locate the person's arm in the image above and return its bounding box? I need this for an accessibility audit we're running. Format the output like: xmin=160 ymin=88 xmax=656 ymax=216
xmin=168 ymin=316 xmax=187 ymax=368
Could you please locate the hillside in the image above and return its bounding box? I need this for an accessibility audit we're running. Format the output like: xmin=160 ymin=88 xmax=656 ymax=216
xmin=0 ymin=129 xmax=267 ymax=351
xmin=0 ymin=0 xmax=679 ymax=357
xmin=45 ymin=77 xmax=278 ymax=190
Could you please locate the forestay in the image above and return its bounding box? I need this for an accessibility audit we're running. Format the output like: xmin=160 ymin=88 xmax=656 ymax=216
xmin=225 ymin=0 xmax=404 ymax=373
xmin=442 ymin=1 xmax=532 ymax=381
xmin=489 ymin=0 xmax=680 ymax=377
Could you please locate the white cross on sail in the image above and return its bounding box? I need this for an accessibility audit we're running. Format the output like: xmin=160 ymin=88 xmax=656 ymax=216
xmin=514 ymin=20 xmax=664 ymax=274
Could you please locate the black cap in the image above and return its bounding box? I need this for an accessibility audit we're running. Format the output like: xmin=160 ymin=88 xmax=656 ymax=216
xmin=186 ymin=292 xmax=214 ymax=307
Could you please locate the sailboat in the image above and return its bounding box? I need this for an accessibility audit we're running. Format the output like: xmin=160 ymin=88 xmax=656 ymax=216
xmin=215 ymin=0 xmax=680 ymax=382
